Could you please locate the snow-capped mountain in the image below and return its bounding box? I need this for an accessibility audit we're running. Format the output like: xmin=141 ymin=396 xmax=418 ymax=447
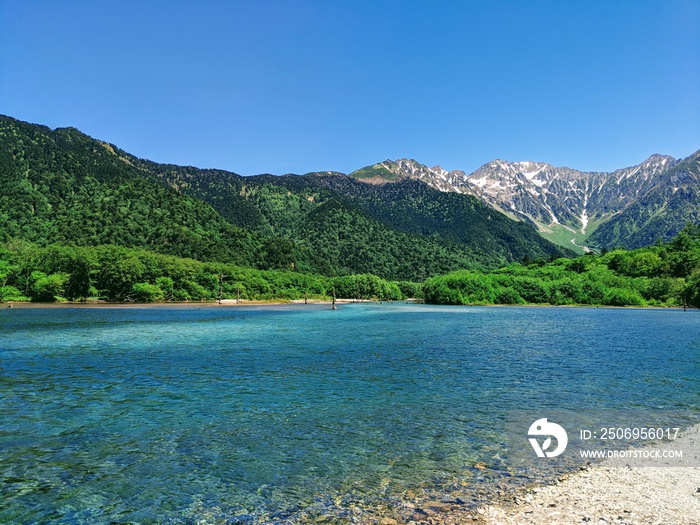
xmin=349 ymin=152 xmax=699 ymax=251
xmin=459 ymin=154 xmax=677 ymax=233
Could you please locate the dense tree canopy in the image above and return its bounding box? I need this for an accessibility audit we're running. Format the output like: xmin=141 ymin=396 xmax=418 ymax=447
xmin=423 ymin=224 xmax=700 ymax=307
xmin=0 ymin=242 xmax=407 ymax=303
xmin=2 ymin=226 xmax=698 ymax=307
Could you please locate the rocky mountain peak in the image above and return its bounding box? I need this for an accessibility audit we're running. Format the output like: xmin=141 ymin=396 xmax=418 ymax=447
xmin=350 ymin=151 xmax=692 ymax=252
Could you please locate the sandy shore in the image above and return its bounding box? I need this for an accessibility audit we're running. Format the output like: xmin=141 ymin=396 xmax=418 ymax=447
xmin=1 ymin=299 xmax=352 ymax=308
xmin=2 ymin=299 xmax=687 ymax=310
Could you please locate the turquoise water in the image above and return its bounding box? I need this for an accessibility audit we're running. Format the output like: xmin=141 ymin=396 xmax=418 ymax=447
xmin=1 ymin=304 xmax=698 ymax=523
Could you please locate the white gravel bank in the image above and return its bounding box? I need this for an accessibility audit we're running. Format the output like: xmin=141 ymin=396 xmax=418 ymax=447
xmin=476 ymin=424 xmax=700 ymax=525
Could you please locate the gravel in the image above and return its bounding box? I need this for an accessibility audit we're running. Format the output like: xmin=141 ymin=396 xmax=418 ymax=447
xmin=475 ymin=424 xmax=700 ymax=525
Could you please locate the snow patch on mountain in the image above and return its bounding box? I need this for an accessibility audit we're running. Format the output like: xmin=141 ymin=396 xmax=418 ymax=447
xmin=351 ymin=153 xmax=683 ymax=250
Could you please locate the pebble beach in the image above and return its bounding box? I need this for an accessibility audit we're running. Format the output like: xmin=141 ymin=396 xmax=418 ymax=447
xmin=337 ymin=425 xmax=700 ymax=525
xmin=393 ymin=425 xmax=700 ymax=525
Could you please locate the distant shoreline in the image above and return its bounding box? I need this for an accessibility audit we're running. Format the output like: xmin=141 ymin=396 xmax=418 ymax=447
xmin=1 ymin=300 xmax=694 ymax=310
xmin=1 ymin=298 xmax=363 ymax=308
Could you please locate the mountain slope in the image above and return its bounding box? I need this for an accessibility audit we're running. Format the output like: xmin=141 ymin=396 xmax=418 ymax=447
xmin=350 ymin=153 xmax=698 ymax=252
xmin=0 ymin=115 xmax=571 ymax=280
xmin=294 ymin=198 xmax=484 ymax=280
xmin=587 ymin=150 xmax=700 ymax=248
xmin=270 ymin=173 xmax=571 ymax=264
xmin=0 ymin=115 xmax=262 ymax=265
xmin=113 ymin=150 xmax=572 ymax=270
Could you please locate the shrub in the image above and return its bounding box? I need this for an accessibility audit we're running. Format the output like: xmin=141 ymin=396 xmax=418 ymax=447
xmin=32 ymin=271 xmax=71 ymax=302
xmin=0 ymin=285 xmax=29 ymax=302
xmin=132 ymin=282 xmax=165 ymax=302
xmin=603 ymin=288 xmax=644 ymax=307
xmin=495 ymin=287 xmax=526 ymax=305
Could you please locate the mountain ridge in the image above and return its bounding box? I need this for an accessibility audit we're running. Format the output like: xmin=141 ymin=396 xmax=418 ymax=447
xmin=4 ymin=113 xmax=695 ymax=259
xmin=349 ymin=151 xmax=698 ymax=251
xmin=0 ymin=114 xmax=570 ymax=281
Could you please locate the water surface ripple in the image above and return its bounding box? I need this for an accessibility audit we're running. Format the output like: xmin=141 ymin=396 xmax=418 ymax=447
xmin=1 ymin=304 xmax=698 ymax=523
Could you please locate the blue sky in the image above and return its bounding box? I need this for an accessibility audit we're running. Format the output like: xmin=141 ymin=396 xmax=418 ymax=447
xmin=1 ymin=0 xmax=699 ymax=175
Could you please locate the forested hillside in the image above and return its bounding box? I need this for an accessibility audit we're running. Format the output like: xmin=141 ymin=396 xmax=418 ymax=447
xmin=293 ymin=199 xmax=480 ymax=279
xmin=0 ymin=116 xmax=263 ymax=265
xmin=293 ymin=174 xmax=565 ymax=263
xmin=0 ymin=115 xmax=569 ymax=281
xmin=127 ymin=157 xmax=572 ymax=272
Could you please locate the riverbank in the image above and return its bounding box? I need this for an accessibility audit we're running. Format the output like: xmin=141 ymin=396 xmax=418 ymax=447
xmin=1 ymin=299 xmax=691 ymax=309
xmin=437 ymin=424 xmax=700 ymax=525
xmin=472 ymin=464 xmax=700 ymax=525
xmin=1 ymin=298 xmax=360 ymax=308
xmin=296 ymin=462 xmax=700 ymax=525
xmin=330 ymin=424 xmax=700 ymax=525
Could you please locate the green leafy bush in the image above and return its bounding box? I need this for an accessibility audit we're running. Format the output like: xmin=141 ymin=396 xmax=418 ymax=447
xmin=424 ymin=224 xmax=700 ymax=307
xmin=132 ymin=282 xmax=165 ymax=302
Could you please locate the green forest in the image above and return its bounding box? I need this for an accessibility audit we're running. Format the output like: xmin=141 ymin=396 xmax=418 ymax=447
xmin=0 ymin=115 xmax=570 ymax=283
xmin=1 ymin=225 xmax=698 ymax=307
xmin=422 ymin=224 xmax=700 ymax=308
xmin=0 ymin=242 xmax=408 ymax=303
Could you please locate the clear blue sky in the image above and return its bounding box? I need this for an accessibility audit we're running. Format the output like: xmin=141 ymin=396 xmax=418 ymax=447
xmin=1 ymin=0 xmax=699 ymax=175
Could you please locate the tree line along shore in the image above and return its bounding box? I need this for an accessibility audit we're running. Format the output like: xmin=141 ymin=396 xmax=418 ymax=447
xmin=1 ymin=224 xmax=698 ymax=308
